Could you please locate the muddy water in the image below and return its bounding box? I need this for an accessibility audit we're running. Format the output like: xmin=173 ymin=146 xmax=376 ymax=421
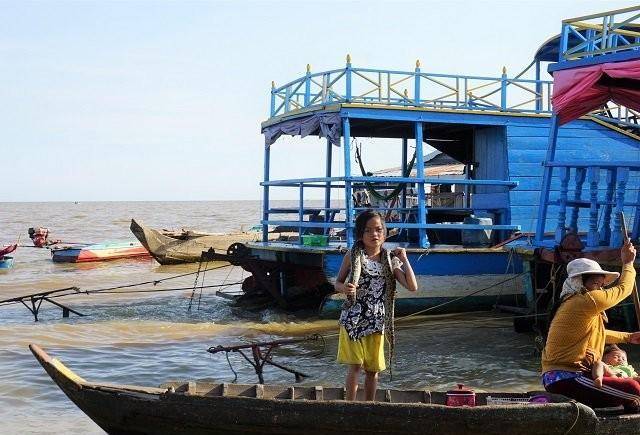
xmin=2 ymin=201 xmax=549 ymax=434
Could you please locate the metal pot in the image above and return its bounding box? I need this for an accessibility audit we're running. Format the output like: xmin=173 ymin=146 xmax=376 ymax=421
xmin=446 ymin=384 xmax=476 ymax=407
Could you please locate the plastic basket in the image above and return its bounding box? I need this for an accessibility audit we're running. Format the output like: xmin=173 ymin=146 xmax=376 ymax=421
xmin=485 ymin=396 xmax=531 ymax=406
xmin=302 ymin=235 xmax=329 ymax=246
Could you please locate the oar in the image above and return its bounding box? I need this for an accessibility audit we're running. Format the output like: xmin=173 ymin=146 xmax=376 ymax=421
xmin=619 ymin=211 xmax=640 ymax=330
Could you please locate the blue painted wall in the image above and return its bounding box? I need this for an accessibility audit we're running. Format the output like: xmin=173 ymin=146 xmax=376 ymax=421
xmin=506 ymin=119 xmax=640 ymax=233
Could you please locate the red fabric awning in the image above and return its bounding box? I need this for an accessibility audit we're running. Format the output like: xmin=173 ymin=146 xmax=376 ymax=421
xmin=551 ymin=59 xmax=640 ymax=125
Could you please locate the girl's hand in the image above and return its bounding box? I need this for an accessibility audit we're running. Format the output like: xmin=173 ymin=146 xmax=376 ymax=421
xmin=342 ymin=283 xmax=357 ymax=298
xmin=393 ymin=247 xmax=408 ymax=262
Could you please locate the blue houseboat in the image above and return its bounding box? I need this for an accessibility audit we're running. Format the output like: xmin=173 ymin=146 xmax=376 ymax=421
xmin=217 ymin=6 xmax=640 ymax=318
xmin=508 ymin=6 xmax=640 ymax=329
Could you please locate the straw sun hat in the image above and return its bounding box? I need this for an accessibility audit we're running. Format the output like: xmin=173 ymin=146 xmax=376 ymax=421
xmin=566 ymin=258 xmax=620 ymax=286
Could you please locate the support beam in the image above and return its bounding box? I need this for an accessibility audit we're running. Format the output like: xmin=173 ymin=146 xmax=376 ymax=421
xmin=298 ymin=184 xmax=304 ymax=243
xmin=343 ymin=117 xmax=354 ymax=247
xmin=535 ymin=115 xmax=560 ymax=243
xmin=262 ymin=143 xmax=271 ymax=242
xmin=401 ymin=138 xmax=408 ymax=234
xmin=324 ymin=138 xmax=332 ymax=235
xmin=415 ymin=122 xmax=429 ymax=248
xmin=599 ymin=168 xmax=617 ymax=245
xmin=611 ymin=167 xmax=630 ymax=247
xmin=555 ymin=167 xmax=570 ymax=243
xmin=587 ymin=167 xmax=601 ymax=247
xmin=569 ymin=168 xmax=586 ymax=232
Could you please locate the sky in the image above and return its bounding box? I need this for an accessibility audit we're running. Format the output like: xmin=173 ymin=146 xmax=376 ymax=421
xmin=2 ymin=0 xmax=638 ymax=202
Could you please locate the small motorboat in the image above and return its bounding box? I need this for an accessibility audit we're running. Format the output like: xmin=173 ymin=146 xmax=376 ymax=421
xmin=50 ymin=240 xmax=151 ymax=263
xmin=0 ymin=256 xmax=14 ymax=269
xmin=0 ymin=244 xmax=17 ymax=269
xmin=30 ymin=344 xmax=640 ymax=435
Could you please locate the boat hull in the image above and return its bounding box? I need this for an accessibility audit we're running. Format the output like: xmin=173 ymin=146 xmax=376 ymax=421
xmin=0 ymin=256 xmax=14 ymax=269
xmin=242 ymin=243 xmax=529 ymax=317
xmin=130 ymin=219 xmax=271 ymax=265
xmin=51 ymin=242 xmax=151 ymax=263
xmin=30 ymin=344 xmax=630 ymax=435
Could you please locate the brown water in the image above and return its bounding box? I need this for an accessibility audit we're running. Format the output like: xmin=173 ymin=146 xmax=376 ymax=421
xmin=1 ymin=201 xmax=544 ymax=434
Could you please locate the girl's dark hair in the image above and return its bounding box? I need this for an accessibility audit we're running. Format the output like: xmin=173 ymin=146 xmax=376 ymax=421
xmin=354 ymin=210 xmax=386 ymax=242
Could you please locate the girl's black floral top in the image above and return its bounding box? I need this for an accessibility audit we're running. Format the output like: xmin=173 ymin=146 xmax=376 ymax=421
xmin=339 ymin=255 xmax=402 ymax=340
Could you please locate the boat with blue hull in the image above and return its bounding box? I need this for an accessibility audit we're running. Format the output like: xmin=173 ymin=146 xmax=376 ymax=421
xmin=0 ymin=256 xmax=14 ymax=269
xmin=51 ymin=241 xmax=151 ymax=263
xmin=209 ymin=8 xmax=640 ymax=319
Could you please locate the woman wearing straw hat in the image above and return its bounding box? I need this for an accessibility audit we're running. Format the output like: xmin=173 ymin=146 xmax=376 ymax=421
xmin=542 ymin=241 xmax=640 ymax=412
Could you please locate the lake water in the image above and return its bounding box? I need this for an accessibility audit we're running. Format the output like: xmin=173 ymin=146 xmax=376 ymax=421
xmin=2 ymin=201 xmax=550 ymax=433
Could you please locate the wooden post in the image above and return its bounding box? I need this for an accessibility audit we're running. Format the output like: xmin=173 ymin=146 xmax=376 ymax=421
xmin=555 ymin=167 xmax=570 ymax=243
xmin=600 ymin=168 xmax=617 ymax=246
xmin=262 ymin=142 xmax=271 ymax=242
xmin=587 ymin=167 xmax=600 ymax=248
xmin=569 ymin=167 xmax=586 ymax=233
xmin=324 ymin=138 xmax=332 ymax=235
xmin=343 ymin=117 xmax=354 ymax=247
xmin=611 ymin=168 xmax=629 ymax=247
xmin=415 ymin=122 xmax=429 ymax=248
xmin=620 ymin=212 xmax=640 ymax=330
xmin=535 ymin=115 xmax=560 ymax=243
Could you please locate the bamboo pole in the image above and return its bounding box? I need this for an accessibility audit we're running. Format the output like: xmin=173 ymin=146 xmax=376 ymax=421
xmin=620 ymin=211 xmax=640 ymax=329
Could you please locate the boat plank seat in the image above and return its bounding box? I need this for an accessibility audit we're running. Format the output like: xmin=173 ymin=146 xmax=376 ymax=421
xmin=255 ymin=384 xmax=264 ymax=399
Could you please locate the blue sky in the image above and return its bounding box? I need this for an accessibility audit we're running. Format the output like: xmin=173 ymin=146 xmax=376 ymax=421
xmin=2 ymin=0 xmax=637 ymax=201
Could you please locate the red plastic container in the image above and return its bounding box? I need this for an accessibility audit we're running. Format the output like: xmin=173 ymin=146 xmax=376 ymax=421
xmin=446 ymin=384 xmax=476 ymax=407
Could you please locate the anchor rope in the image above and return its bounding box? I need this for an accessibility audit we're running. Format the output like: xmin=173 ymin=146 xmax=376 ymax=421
xmin=87 ymin=282 xmax=244 ymax=295
xmin=0 ymin=263 xmax=235 ymax=307
xmin=320 ymin=270 xmax=533 ymax=340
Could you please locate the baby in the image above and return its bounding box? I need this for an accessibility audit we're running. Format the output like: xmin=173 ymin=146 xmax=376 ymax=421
xmin=593 ymin=344 xmax=639 ymax=388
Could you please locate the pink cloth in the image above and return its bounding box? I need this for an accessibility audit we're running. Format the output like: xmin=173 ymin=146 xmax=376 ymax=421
xmin=552 ymin=59 xmax=640 ymax=125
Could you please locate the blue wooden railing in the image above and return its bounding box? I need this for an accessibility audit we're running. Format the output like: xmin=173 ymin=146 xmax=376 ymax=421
xmin=269 ymin=59 xmax=553 ymax=118
xmin=261 ymin=176 xmax=520 ymax=248
xmin=543 ymin=162 xmax=640 ymax=248
xmin=558 ymin=6 xmax=640 ymax=63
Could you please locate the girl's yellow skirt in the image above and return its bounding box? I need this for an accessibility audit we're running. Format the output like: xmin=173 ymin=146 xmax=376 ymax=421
xmin=336 ymin=327 xmax=386 ymax=372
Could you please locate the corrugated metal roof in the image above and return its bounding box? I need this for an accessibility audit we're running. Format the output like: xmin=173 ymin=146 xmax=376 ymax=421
xmin=373 ymin=151 xmax=465 ymax=177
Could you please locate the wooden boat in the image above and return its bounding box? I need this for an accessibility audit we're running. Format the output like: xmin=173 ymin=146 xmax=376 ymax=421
xmin=50 ymin=240 xmax=151 ymax=263
xmin=130 ymin=219 xmax=290 ymax=265
xmin=30 ymin=343 xmax=640 ymax=435
xmin=0 ymin=256 xmax=14 ymax=269
xmin=0 ymin=244 xmax=17 ymax=269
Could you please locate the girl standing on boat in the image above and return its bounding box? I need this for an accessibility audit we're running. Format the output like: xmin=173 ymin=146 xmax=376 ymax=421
xmin=542 ymin=241 xmax=640 ymax=412
xmin=334 ymin=210 xmax=418 ymax=401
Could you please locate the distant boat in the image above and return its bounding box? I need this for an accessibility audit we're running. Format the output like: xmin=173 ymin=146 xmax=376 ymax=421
xmin=0 ymin=244 xmax=17 ymax=269
xmin=50 ymin=240 xmax=151 ymax=263
xmin=30 ymin=343 xmax=630 ymax=435
xmin=0 ymin=256 xmax=14 ymax=269
xmin=130 ymin=219 xmax=289 ymax=265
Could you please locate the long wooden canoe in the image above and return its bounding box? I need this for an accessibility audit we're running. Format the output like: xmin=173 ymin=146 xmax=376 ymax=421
xmin=29 ymin=344 xmax=640 ymax=435
xmin=130 ymin=219 xmax=291 ymax=265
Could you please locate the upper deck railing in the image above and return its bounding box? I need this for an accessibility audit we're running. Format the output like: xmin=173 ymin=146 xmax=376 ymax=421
xmin=269 ymin=58 xmax=553 ymax=118
xmin=558 ymin=6 xmax=640 ymax=62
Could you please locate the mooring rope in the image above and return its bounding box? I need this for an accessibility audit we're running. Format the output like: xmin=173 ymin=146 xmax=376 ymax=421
xmin=0 ymin=263 xmax=236 ymax=307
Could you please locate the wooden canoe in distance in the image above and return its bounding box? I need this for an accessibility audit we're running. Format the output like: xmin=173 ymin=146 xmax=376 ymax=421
xmin=130 ymin=219 xmax=290 ymax=265
xmin=50 ymin=241 xmax=151 ymax=263
xmin=30 ymin=344 xmax=640 ymax=435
